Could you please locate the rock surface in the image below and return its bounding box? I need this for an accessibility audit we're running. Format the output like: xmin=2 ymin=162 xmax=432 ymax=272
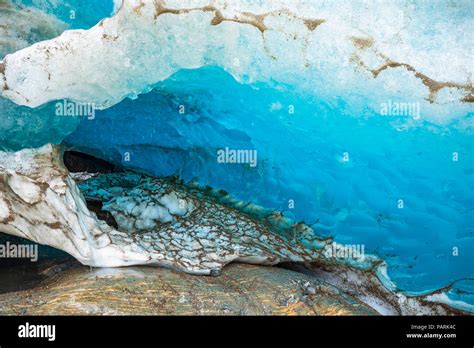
xmin=0 ymin=262 xmax=377 ymax=315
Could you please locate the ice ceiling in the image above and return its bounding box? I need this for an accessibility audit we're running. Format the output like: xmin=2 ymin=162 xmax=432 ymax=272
xmin=0 ymin=0 xmax=473 ymax=309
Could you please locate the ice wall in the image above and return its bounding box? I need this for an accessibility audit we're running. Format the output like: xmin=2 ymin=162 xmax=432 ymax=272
xmin=0 ymin=0 xmax=472 ymax=121
xmin=0 ymin=0 xmax=473 ymax=308
xmin=64 ymin=66 xmax=474 ymax=298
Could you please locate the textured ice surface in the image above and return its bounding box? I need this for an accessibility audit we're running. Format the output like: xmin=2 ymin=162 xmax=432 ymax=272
xmin=1 ymin=0 xmax=472 ymax=120
xmin=0 ymin=97 xmax=80 ymax=150
xmin=64 ymin=66 xmax=474 ymax=299
xmin=0 ymin=0 xmax=80 ymax=150
xmin=10 ymin=0 xmax=115 ymax=29
xmin=0 ymin=0 xmax=473 ymax=309
xmin=0 ymin=144 xmax=354 ymax=275
xmin=0 ymin=0 xmax=67 ymax=57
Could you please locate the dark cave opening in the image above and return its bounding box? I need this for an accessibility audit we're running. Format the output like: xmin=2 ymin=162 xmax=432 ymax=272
xmin=0 ymin=232 xmax=77 ymax=294
xmin=63 ymin=150 xmax=122 ymax=174
xmin=63 ymin=150 xmax=121 ymax=229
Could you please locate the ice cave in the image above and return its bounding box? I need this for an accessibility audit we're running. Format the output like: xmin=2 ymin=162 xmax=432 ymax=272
xmin=0 ymin=0 xmax=472 ymax=317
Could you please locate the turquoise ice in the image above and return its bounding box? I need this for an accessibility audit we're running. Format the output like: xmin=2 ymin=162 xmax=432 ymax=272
xmin=1 ymin=0 xmax=473 ymax=309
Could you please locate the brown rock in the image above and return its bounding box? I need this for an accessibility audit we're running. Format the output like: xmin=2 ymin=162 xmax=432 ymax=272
xmin=0 ymin=262 xmax=377 ymax=315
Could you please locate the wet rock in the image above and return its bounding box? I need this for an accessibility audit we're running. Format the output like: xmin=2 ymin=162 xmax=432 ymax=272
xmin=0 ymin=262 xmax=377 ymax=315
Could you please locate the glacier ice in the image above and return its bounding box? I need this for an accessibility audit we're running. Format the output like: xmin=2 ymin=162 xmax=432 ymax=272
xmin=0 ymin=144 xmax=348 ymax=274
xmin=0 ymin=97 xmax=81 ymax=150
xmin=63 ymin=66 xmax=474 ymax=297
xmin=0 ymin=0 xmax=81 ymax=150
xmin=0 ymin=0 xmax=473 ymax=312
xmin=10 ymin=0 xmax=116 ymax=30
xmin=0 ymin=0 xmax=67 ymax=58
xmin=0 ymin=0 xmax=472 ymax=122
xmin=0 ymin=145 xmax=467 ymax=314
